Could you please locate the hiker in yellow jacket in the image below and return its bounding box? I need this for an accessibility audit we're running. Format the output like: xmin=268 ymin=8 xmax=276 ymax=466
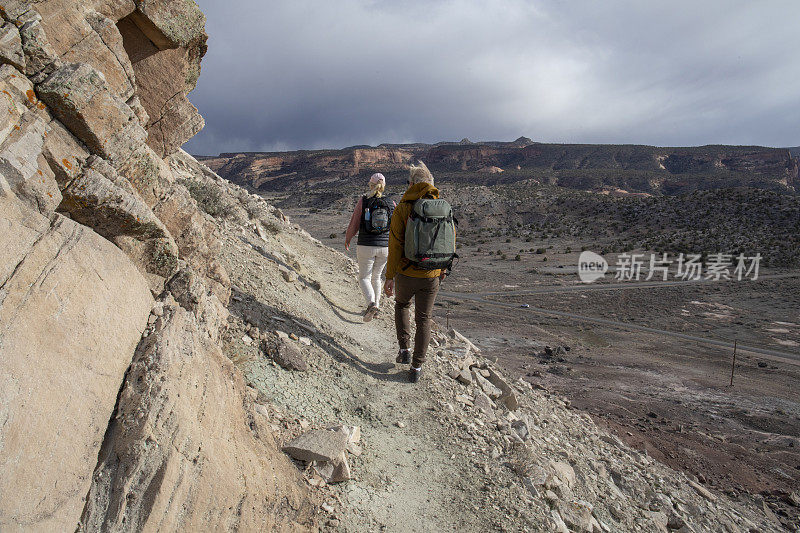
xmin=384 ymin=161 xmax=448 ymax=383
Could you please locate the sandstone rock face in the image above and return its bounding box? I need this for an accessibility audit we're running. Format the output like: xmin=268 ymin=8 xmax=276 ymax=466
xmin=152 ymin=181 xmax=231 ymax=302
xmin=0 ymin=194 xmax=153 ymax=531
xmin=0 ymin=110 xmax=60 ymax=214
xmin=80 ymin=302 xmax=313 ymax=532
xmin=0 ymin=1 xmax=311 ymax=530
xmin=117 ymin=7 xmax=206 ymax=157
xmin=38 ymin=62 xmax=146 ymax=165
xmin=58 ymin=155 xmax=179 ymax=281
xmin=0 ymin=22 xmax=25 ymax=71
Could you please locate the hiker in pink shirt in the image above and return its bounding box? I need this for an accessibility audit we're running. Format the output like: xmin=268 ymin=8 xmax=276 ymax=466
xmin=345 ymin=173 xmax=396 ymax=322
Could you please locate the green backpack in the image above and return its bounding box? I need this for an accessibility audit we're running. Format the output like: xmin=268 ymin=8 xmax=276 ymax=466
xmin=404 ymin=198 xmax=457 ymax=271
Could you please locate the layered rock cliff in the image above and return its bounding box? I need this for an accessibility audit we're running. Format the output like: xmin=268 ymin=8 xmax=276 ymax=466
xmin=202 ymin=140 xmax=799 ymax=195
xmin=0 ymin=1 xmax=313 ymax=530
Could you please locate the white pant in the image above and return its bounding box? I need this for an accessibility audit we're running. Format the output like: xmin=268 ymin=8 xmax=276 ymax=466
xmin=356 ymin=245 xmax=389 ymax=307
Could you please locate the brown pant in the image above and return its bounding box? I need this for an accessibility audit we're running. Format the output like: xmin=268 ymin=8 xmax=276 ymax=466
xmin=394 ymin=273 xmax=440 ymax=367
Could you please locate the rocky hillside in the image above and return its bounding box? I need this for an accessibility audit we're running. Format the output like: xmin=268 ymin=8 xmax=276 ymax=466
xmin=177 ymin=150 xmax=785 ymax=532
xmin=201 ymin=138 xmax=799 ymax=196
xmin=0 ymin=1 xmax=312 ymax=530
xmin=0 ymin=2 xmax=791 ymax=532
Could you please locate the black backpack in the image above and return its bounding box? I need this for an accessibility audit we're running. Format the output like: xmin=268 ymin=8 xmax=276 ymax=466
xmin=362 ymin=196 xmax=391 ymax=234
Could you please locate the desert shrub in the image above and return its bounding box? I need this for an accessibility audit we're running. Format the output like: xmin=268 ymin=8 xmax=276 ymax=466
xmin=515 ymin=254 xmax=521 ymax=261
xmin=181 ymin=179 xmax=231 ymax=218
xmin=260 ymin=220 xmax=282 ymax=235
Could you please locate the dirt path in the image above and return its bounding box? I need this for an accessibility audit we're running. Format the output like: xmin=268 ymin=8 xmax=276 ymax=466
xmin=471 ymin=272 xmax=800 ymax=297
xmin=216 ymin=223 xmax=522 ymax=532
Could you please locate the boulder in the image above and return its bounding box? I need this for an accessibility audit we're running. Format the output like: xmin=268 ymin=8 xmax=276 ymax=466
xmin=130 ymin=0 xmax=207 ymax=49
xmin=116 ymin=14 xmax=205 ymax=157
xmin=0 ymin=194 xmax=153 ymax=531
xmin=58 ymin=156 xmax=176 ymax=254
xmin=0 ymin=110 xmax=61 ymax=215
xmin=559 ymin=500 xmax=593 ymax=533
xmin=283 ymin=429 xmax=349 ymax=463
xmin=37 ymin=62 xmax=147 ymax=165
xmin=312 ymin=451 xmax=352 ymax=483
xmin=32 ymin=1 xmax=136 ymax=100
xmin=80 ymin=303 xmax=314 ymax=531
xmin=18 ymin=12 xmax=61 ymax=80
xmin=550 ymin=461 xmax=577 ymax=488
xmin=0 ymin=22 xmax=25 ymax=71
xmin=486 ymin=367 xmax=519 ymax=410
xmin=473 ymin=370 xmax=502 ymax=399
xmin=41 ymin=117 xmax=90 ymax=185
xmin=56 ymin=154 xmax=182 ymax=286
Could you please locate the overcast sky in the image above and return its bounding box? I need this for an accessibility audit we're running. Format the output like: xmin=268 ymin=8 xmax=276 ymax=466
xmin=183 ymin=1 xmax=800 ymax=155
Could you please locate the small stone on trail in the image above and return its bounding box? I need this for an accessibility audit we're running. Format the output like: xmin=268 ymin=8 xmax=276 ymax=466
xmin=270 ymin=338 xmax=307 ymax=371
xmin=395 ymin=421 xmax=406 ymax=428
xmin=283 ymin=428 xmax=348 ymax=463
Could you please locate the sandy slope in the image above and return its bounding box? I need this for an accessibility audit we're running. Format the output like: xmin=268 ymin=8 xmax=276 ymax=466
xmin=201 ymin=188 xmax=783 ymax=532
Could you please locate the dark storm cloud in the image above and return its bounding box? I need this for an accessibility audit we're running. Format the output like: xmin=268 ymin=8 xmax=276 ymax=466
xmin=183 ymin=0 xmax=800 ymax=155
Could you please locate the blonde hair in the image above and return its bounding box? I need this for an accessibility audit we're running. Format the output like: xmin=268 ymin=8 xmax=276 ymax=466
xmin=368 ymin=181 xmax=384 ymax=198
xmin=409 ymin=160 xmax=434 ymax=185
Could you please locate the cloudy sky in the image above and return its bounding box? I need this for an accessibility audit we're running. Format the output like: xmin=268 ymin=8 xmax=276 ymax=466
xmin=183 ymin=0 xmax=800 ymax=155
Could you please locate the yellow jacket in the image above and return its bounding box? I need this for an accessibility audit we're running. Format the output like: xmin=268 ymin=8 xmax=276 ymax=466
xmin=386 ymin=182 xmax=448 ymax=279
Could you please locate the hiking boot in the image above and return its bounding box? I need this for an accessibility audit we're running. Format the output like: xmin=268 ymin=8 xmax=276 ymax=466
xmin=408 ymin=366 xmax=421 ymax=383
xmin=395 ymin=348 xmax=411 ymax=364
xmin=363 ymin=303 xmax=378 ymax=323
